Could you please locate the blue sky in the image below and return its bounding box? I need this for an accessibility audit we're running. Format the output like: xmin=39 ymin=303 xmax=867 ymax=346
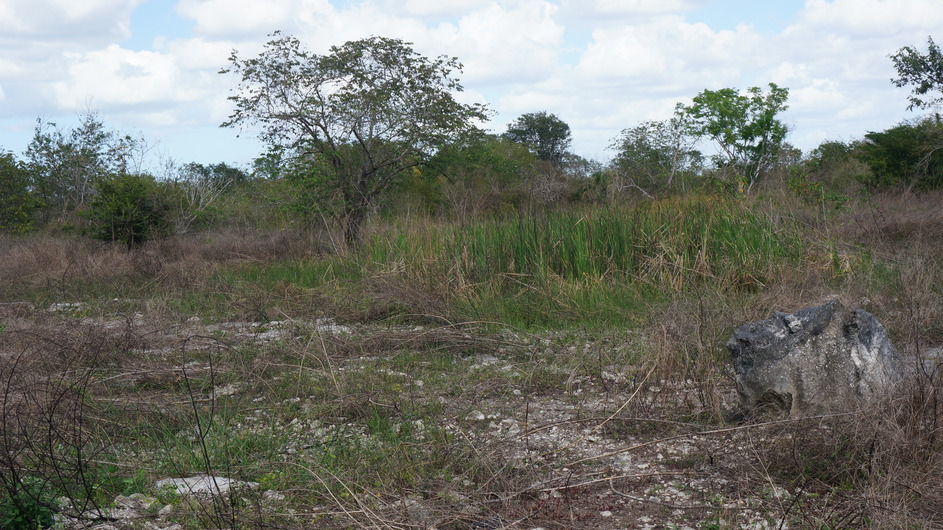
xmin=0 ymin=0 xmax=938 ymax=172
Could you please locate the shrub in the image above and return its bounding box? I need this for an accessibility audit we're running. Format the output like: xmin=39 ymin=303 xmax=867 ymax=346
xmin=83 ymin=173 xmax=171 ymax=249
xmin=856 ymin=117 xmax=943 ymax=190
xmin=0 ymin=476 xmax=56 ymax=530
xmin=0 ymin=152 xmax=41 ymax=233
xmin=786 ymin=171 xmax=849 ymax=211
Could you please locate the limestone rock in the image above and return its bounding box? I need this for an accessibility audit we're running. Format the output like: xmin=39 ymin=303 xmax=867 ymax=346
xmin=726 ymin=300 xmax=903 ymax=415
xmin=155 ymin=475 xmax=258 ymax=497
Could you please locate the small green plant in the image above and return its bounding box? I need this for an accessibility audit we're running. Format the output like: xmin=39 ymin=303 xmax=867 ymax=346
xmin=0 ymin=476 xmax=57 ymax=530
xmin=787 ymin=172 xmax=848 ymax=211
xmin=699 ymin=515 xmax=724 ymax=530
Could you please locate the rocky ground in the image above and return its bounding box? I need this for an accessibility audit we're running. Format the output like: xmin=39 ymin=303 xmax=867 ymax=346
xmin=1 ymin=301 xmax=930 ymax=529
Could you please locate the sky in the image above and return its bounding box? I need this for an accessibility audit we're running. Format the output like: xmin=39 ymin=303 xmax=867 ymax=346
xmin=0 ymin=0 xmax=940 ymax=171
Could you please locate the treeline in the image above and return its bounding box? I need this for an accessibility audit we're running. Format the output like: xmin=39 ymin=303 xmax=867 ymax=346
xmin=2 ymin=109 xmax=942 ymax=247
xmin=1 ymin=35 xmax=942 ymax=248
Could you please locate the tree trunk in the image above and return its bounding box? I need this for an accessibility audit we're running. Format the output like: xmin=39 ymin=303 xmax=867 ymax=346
xmin=343 ymin=206 xmax=366 ymax=248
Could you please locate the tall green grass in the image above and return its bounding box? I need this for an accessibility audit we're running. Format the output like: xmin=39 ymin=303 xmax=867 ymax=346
xmin=223 ymin=198 xmax=802 ymax=327
xmin=359 ymin=197 xmax=803 ymax=327
xmin=368 ymin=197 xmax=800 ymax=288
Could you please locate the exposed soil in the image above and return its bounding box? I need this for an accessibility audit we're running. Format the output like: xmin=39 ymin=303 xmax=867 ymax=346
xmin=2 ymin=302 xmax=935 ymax=529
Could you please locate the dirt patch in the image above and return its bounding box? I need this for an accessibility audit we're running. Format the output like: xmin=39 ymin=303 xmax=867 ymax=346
xmin=3 ymin=309 xmax=941 ymax=529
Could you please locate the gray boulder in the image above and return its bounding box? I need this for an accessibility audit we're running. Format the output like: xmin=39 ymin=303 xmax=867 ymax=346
xmin=726 ymin=300 xmax=903 ymax=415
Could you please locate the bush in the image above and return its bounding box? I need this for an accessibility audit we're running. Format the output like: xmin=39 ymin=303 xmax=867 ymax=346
xmin=0 ymin=152 xmax=41 ymax=233
xmin=0 ymin=476 xmax=56 ymax=530
xmin=856 ymin=117 xmax=943 ymax=190
xmin=83 ymin=173 xmax=171 ymax=249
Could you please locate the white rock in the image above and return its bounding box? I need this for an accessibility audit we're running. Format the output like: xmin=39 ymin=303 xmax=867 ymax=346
xmin=213 ymin=383 xmax=240 ymax=396
xmin=155 ymin=475 xmax=258 ymax=497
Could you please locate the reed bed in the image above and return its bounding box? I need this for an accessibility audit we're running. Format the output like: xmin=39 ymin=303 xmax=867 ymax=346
xmin=364 ymin=197 xmax=802 ymax=293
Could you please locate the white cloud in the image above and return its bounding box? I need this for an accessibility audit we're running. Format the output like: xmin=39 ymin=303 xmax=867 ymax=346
xmin=0 ymin=58 xmax=21 ymax=78
xmin=383 ymin=0 xmax=494 ymax=18
xmin=791 ymin=79 xmax=846 ymax=113
xmin=288 ymin=0 xmax=563 ymax=86
xmin=0 ymin=2 xmax=28 ymax=34
xmin=798 ymin=0 xmax=943 ymax=37
xmin=0 ymin=0 xmax=141 ymax=40
xmin=434 ymin=1 xmax=564 ymax=85
xmin=575 ymin=16 xmax=761 ymax=92
xmin=137 ymin=111 xmax=179 ymax=127
xmin=0 ymin=0 xmax=938 ymax=165
xmin=52 ymin=45 xmax=189 ymax=109
xmin=167 ymin=38 xmax=237 ymax=71
xmin=176 ymin=0 xmax=303 ymax=37
xmin=570 ymin=0 xmax=708 ymax=18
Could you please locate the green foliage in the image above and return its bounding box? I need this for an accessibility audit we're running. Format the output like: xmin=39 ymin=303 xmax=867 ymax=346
xmin=682 ymin=83 xmax=790 ymax=193
xmin=443 ymin=199 xmax=798 ymax=284
xmin=803 ymin=140 xmax=869 ymax=191
xmin=360 ymin=198 xmax=802 ymax=327
xmin=856 ymin=117 xmax=943 ymax=189
xmin=418 ymin=133 xmax=535 ymax=218
xmin=83 ymin=173 xmax=171 ymax=249
xmin=0 ymin=476 xmax=56 ymax=530
xmin=273 ymin=155 xmax=346 ymax=229
xmin=504 ymin=111 xmax=573 ymax=164
xmin=786 ymin=171 xmax=849 ymax=211
xmin=180 ymin=162 xmax=250 ymax=188
xmin=25 ymin=111 xmax=144 ymax=222
xmin=221 ymin=32 xmax=489 ymax=245
xmin=609 ymin=115 xmax=702 ymax=193
xmin=890 ymin=36 xmax=943 ymax=110
xmin=163 ymin=161 xmax=248 ymax=233
xmin=0 ymin=151 xmax=41 ymax=232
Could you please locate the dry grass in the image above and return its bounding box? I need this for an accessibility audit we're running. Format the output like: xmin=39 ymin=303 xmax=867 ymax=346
xmin=0 ymin=228 xmax=328 ymax=298
xmin=0 ymin=193 xmax=941 ymax=527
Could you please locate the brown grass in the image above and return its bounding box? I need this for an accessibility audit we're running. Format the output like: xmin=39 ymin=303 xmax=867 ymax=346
xmin=0 ymin=192 xmax=941 ymax=527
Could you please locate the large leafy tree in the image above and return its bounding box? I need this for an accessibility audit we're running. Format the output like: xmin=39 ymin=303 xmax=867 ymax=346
xmin=890 ymin=36 xmax=943 ymax=110
xmin=682 ymin=83 xmax=789 ymax=193
xmin=504 ymin=111 xmax=572 ymax=164
xmin=221 ymin=32 xmax=489 ymax=245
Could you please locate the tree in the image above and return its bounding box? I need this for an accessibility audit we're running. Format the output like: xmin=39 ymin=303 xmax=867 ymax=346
xmin=890 ymin=36 xmax=943 ymax=110
xmin=0 ymin=151 xmax=41 ymax=232
xmin=801 ymin=140 xmax=869 ymax=191
xmin=180 ymin=162 xmax=250 ymax=188
xmin=419 ymin=133 xmax=535 ymax=219
xmin=682 ymin=83 xmax=790 ymax=193
xmin=82 ymin=173 xmax=171 ymax=249
xmin=609 ymin=111 xmax=701 ymax=194
xmin=504 ymin=111 xmax=573 ymax=164
xmin=855 ymin=117 xmax=943 ymax=190
xmin=164 ymin=162 xmax=247 ymax=233
xmin=25 ymin=111 xmax=144 ymax=222
xmin=221 ymin=32 xmax=489 ymax=245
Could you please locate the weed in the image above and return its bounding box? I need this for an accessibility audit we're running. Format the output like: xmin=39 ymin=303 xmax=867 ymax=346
xmin=0 ymin=475 xmax=56 ymax=530
xmin=0 ymin=191 xmax=940 ymax=527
